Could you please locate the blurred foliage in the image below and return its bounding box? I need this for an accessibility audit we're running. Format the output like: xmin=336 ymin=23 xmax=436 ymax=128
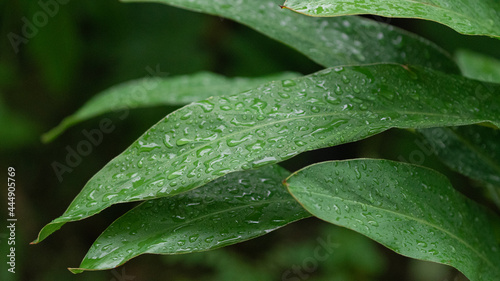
xmin=1 ymin=0 xmax=497 ymax=280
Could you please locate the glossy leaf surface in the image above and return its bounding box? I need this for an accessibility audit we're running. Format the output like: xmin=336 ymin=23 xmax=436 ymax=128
xmin=282 ymin=0 xmax=500 ymax=38
xmin=124 ymin=0 xmax=459 ymax=72
xmin=42 ymin=72 xmax=299 ymax=142
xmin=284 ymin=159 xmax=500 ymax=281
xmin=33 ymin=64 xmax=500 ymax=243
xmin=69 ymin=165 xmax=309 ymax=273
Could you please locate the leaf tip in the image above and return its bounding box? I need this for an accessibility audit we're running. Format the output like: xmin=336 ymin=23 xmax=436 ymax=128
xmin=32 ymin=220 xmax=67 ymax=244
xmin=68 ymin=267 xmax=84 ymax=274
xmin=40 ymin=134 xmax=52 ymax=144
xmin=41 ymin=128 xmax=60 ymax=144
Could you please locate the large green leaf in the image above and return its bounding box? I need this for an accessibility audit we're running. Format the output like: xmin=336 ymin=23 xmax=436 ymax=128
xmin=33 ymin=63 xmax=500 ymax=244
xmin=123 ymin=0 xmax=459 ymax=73
xmin=69 ymin=165 xmax=309 ymax=273
xmin=282 ymin=0 xmax=500 ymax=38
xmin=284 ymin=159 xmax=500 ymax=281
xmin=42 ymin=72 xmax=299 ymax=142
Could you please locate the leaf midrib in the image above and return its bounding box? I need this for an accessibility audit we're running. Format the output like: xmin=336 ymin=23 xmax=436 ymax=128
xmin=296 ymin=189 xmax=495 ymax=270
xmin=92 ymin=198 xmax=298 ymax=259
xmin=90 ymin=109 xmax=474 ymax=204
xmin=150 ymin=109 xmax=464 ymax=169
xmin=71 ymin=104 xmax=491 ymax=220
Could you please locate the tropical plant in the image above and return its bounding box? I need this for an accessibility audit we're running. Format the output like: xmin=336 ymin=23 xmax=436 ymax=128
xmin=33 ymin=0 xmax=500 ymax=280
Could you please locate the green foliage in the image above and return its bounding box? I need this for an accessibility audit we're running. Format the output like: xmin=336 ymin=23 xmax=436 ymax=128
xmin=285 ymin=159 xmax=500 ymax=281
xmin=419 ymin=126 xmax=500 ymax=187
xmin=282 ymin=0 xmax=500 ymax=38
xmin=69 ymin=165 xmax=309 ymax=272
xmin=34 ymin=0 xmax=500 ymax=280
xmin=34 ymin=64 xmax=500 ymax=245
xmin=124 ymin=0 xmax=459 ymax=72
xmin=42 ymin=72 xmax=299 ymax=142
xmin=418 ymin=51 xmax=500 ymax=208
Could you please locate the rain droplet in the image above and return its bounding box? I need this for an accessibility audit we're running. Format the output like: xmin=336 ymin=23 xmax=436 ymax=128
xmin=282 ymin=79 xmax=296 ymax=87
xmin=196 ymin=100 xmax=215 ymax=113
xmin=189 ymin=234 xmax=199 ymax=243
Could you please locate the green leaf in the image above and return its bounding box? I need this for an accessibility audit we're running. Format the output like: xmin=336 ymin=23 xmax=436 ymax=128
xmin=418 ymin=51 xmax=500 ymax=205
xmin=282 ymin=0 xmax=500 ymax=38
xmin=284 ymin=159 xmax=500 ymax=281
xmin=418 ymin=125 xmax=500 ymax=209
xmin=68 ymin=165 xmax=310 ymax=273
xmin=45 ymin=0 xmax=461 ymax=141
xmin=456 ymin=50 xmax=500 ymax=83
xmin=33 ymin=63 xmax=500 ymax=244
xmin=419 ymin=126 xmax=500 ymax=187
xmin=42 ymin=72 xmax=299 ymax=143
xmin=123 ymin=0 xmax=459 ymax=73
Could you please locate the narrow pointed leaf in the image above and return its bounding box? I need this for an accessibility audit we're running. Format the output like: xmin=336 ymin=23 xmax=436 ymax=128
xmin=68 ymin=165 xmax=310 ymax=273
xmin=124 ymin=0 xmax=459 ymax=73
xmin=33 ymin=64 xmax=500 ymax=244
xmin=282 ymin=0 xmax=500 ymax=38
xmin=42 ymin=72 xmax=299 ymax=143
xmin=284 ymin=159 xmax=500 ymax=281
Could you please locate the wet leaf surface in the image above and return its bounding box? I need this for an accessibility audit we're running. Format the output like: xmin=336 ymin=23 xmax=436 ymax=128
xmin=285 ymin=159 xmax=500 ymax=281
xmin=43 ymin=72 xmax=299 ymax=142
xmin=33 ymin=63 xmax=500 ymax=244
xmin=282 ymin=0 xmax=500 ymax=38
xmin=69 ymin=165 xmax=309 ymax=273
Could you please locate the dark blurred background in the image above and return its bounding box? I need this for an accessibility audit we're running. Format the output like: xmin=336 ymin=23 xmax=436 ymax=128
xmin=1 ymin=1 xmax=500 ymax=280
